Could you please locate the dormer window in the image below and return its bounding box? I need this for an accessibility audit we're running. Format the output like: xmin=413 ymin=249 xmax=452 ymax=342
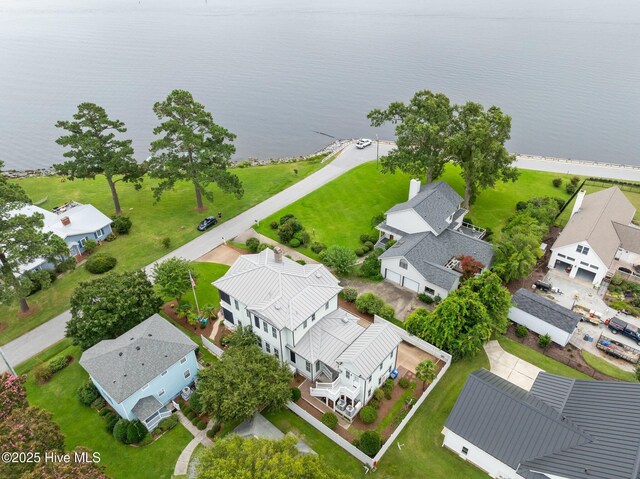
xmin=576 ymin=245 xmax=589 ymax=255
xmin=399 ymin=259 xmax=408 ymax=270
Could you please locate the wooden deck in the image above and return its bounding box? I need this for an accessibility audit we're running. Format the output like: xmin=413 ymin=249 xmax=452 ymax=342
xmin=299 ymin=379 xmax=352 ymax=429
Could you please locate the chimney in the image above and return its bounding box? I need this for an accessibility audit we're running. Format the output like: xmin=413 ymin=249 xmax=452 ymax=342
xmin=408 ymin=179 xmax=421 ymax=201
xmin=273 ymin=246 xmax=283 ymax=263
xmin=61 ymin=216 xmax=71 ymax=226
xmin=570 ymin=190 xmax=586 ymax=218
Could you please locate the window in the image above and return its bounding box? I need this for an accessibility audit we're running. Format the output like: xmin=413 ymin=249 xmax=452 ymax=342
xmin=399 ymin=259 xmax=408 ymax=270
xmin=274 ymin=348 xmax=279 ymax=358
xmin=303 ymin=319 xmax=308 ymax=329
xmin=256 ymin=338 xmax=262 ymax=348
xmin=234 ymin=299 xmax=239 ymax=310
xmin=184 ymin=370 xmax=191 ymax=379
xmin=580 ymin=261 xmax=589 ymax=266
xmin=346 ymin=370 xmax=351 ymax=379
xmin=305 ymin=361 xmax=311 ymax=372
xmin=141 ymin=383 xmax=149 ymax=391
xmin=461 ymin=447 xmax=468 ymax=455
xmin=325 ymin=302 xmax=329 ymax=310
xmin=246 ymin=308 xmax=250 ymax=318
xmin=223 ymin=308 xmax=234 ymax=324
xmin=558 ymin=253 xmax=567 ymax=258
xmin=265 ymin=343 xmax=271 ymax=353
xmin=311 ymin=313 xmax=316 ymax=322
xmin=254 ymin=316 xmax=260 ymax=328
xmin=263 ymin=321 xmax=268 ymax=332
xmin=79 ymin=237 xmax=87 ymax=247
xmin=378 ymin=377 xmax=383 ymax=385
xmin=289 ymin=350 xmax=296 ymax=363
xmin=379 ymin=363 xmax=383 ymax=371
xmin=368 ymin=389 xmax=372 ymax=397
xmin=576 ymin=245 xmax=590 ymax=255
xmin=94 ymin=228 xmax=104 ymax=239
xmin=161 ymin=370 xmax=168 ymax=376
xmin=315 ymin=360 xmax=320 ymax=371
xmin=180 ymin=357 xmax=187 ymax=364
xmin=590 ymin=265 xmax=599 ymax=270
xmin=424 ymin=287 xmax=435 ymax=295
xmin=219 ymin=291 xmax=230 ymax=304
xmin=272 ymin=326 xmax=277 ymax=338
xmin=158 ymin=388 xmax=165 ymax=397
xmin=567 ymin=256 xmax=576 ymax=262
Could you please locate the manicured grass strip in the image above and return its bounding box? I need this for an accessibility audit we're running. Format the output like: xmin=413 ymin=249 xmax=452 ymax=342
xmin=263 ymin=409 xmax=367 ymax=478
xmin=182 ymin=262 xmax=230 ymax=311
xmin=15 ymin=337 xmax=74 ymax=374
xmin=497 ymin=337 xmax=592 ymax=380
xmin=376 ymin=385 xmax=416 ymax=433
xmin=375 ymin=353 xmax=489 ymax=479
xmin=581 ymin=350 xmax=638 ymax=382
xmin=1 ymin=156 xmax=328 ymax=345
xmin=25 ymin=344 xmax=192 ymax=479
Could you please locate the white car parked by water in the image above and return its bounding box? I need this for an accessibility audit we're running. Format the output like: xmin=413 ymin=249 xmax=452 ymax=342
xmin=356 ymin=138 xmax=372 ymax=149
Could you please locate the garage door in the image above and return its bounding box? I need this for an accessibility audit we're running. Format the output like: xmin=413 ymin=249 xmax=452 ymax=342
xmin=385 ymin=269 xmax=401 ymax=285
xmin=402 ymin=277 xmax=420 ymax=292
xmin=575 ymin=268 xmax=597 ymax=283
xmin=554 ymin=259 xmax=572 ymax=272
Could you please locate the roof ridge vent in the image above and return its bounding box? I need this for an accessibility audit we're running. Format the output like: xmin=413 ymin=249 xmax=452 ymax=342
xmin=274 ymin=303 xmax=281 ymax=310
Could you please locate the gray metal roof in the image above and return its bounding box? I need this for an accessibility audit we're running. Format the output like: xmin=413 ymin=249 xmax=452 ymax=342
xmin=511 ymin=289 xmax=582 ymax=334
xmin=336 ymin=323 xmax=401 ymax=378
xmin=79 ymin=314 xmax=197 ymax=403
xmin=213 ymin=249 xmax=342 ymax=331
xmin=447 ymin=369 xmax=640 ymax=479
xmin=293 ymin=308 xmax=365 ymax=370
xmin=386 ymin=181 xmax=462 ymax=235
xmin=380 ymin=229 xmax=494 ymax=290
xmin=132 ymin=395 xmax=163 ymax=421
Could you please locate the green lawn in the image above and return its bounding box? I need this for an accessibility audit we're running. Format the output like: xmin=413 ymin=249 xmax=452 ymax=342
xmin=255 ymin=161 xmax=575 ymax=256
xmin=1 ymin=156 xmax=327 ymax=345
xmin=581 ymin=350 xmax=638 ymax=382
xmin=497 ymin=337 xmax=592 ymax=380
xmin=182 ymin=262 xmax=230 ymax=311
xmin=24 ymin=344 xmax=193 ymax=479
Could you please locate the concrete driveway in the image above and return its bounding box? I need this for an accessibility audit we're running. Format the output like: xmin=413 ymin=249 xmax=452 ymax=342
xmin=484 ymin=340 xmax=542 ymax=391
xmin=196 ymin=244 xmax=242 ymax=265
xmin=340 ymin=278 xmax=424 ymax=320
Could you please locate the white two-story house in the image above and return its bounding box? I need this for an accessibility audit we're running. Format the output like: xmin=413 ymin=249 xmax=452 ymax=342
xmin=377 ymin=179 xmax=494 ymax=298
xmin=213 ymin=247 xmax=401 ymax=421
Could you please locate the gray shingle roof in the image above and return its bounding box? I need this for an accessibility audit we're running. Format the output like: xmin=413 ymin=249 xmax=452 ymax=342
xmin=379 ymin=229 xmax=494 ymax=290
xmin=613 ymin=222 xmax=640 ymax=255
xmin=213 ymin=249 xmax=342 ymax=331
xmin=79 ymin=314 xmax=197 ymax=403
xmin=132 ymin=395 xmax=163 ymax=421
xmin=511 ymin=289 xmax=582 ymax=334
xmin=447 ymin=369 xmax=640 ymax=479
xmin=386 ymin=181 xmax=462 ymax=235
xmin=336 ymin=323 xmax=401 ymax=378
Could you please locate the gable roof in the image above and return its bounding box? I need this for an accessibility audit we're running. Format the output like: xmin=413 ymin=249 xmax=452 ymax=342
xmin=511 ymin=289 xmax=582 ymax=333
xmin=447 ymin=369 xmax=640 ymax=479
xmin=554 ymin=187 xmax=635 ymax=266
xmin=79 ymin=314 xmax=197 ymax=404
xmin=387 ymin=181 xmax=462 ymax=235
xmin=613 ymin=222 xmax=640 ymax=255
xmin=379 ymin=229 xmax=494 ymax=290
xmin=336 ymin=323 xmax=401 ymax=377
xmin=213 ymin=249 xmax=342 ymax=331
xmin=132 ymin=395 xmax=163 ymax=421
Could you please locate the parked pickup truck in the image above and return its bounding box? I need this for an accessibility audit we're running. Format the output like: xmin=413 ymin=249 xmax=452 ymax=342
xmin=596 ymin=334 xmax=640 ymax=364
xmin=605 ymin=317 xmax=640 ymax=345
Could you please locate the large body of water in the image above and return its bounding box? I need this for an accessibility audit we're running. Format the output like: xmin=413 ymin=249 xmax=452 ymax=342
xmin=1 ymin=0 xmax=639 ymax=170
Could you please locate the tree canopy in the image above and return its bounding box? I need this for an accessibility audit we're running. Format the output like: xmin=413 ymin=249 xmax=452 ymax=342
xmin=152 ymin=257 xmax=194 ymax=303
xmin=55 ymin=102 xmax=143 ymax=215
xmin=445 ymin=101 xmax=519 ymax=208
xmin=320 ymin=245 xmax=356 ymax=276
xmin=66 ymin=270 xmax=163 ymax=349
xmin=198 ymin=327 xmax=292 ymax=423
xmin=0 ymin=373 xmax=27 ymax=422
xmin=147 ymin=89 xmax=243 ymax=210
xmin=368 ymin=90 xmax=453 ymax=183
xmin=415 ymin=359 xmax=437 ymax=391
xmin=0 ymin=165 xmax=68 ymax=313
xmin=196 ymin=435 xmax=351 ymax=479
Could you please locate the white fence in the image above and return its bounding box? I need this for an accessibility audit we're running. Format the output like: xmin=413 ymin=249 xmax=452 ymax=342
xmin=201 ymin=336 xmax=224 ymax=358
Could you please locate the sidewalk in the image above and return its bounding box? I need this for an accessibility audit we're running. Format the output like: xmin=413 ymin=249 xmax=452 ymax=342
xmin=484 ymin=340 xmax=542 ymax=391
xmin=173 ymin=411 xmax=213 ymax=477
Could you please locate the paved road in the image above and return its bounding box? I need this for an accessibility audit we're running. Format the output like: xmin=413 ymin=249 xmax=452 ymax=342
xmin=0 ymin=142 xmax=393 ymax=372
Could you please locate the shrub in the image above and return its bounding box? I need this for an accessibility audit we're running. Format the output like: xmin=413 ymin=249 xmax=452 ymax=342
xmin=207 ymin=422 xmax=221 ymax=438
xmin=127 ymin=420 xmax=147 ymax=444
xmin=289 ymin=238 xmax=301 ymax=248
xmin=342 ymin=287 xmax=358 ymax=302
xmin=296 ymin=259 xmax=306 ymax=265
xmin=385 ymin=239 xmax=396 ymax=249
xmin=320 ymin=245 xmax=356 ymax=276
xmin=55 ymin=257 xmax=76 ymax=273
xmin=85 ymin=254 xmax=117 ymax=274
xmin=77 ymin=381 xmax=100 ymax=406
xmin=298 ymin=231 xmax=311 ymax=246
xmin=417 ymin=293 xmax=433 ymax=304
xmin=359 ymin=234 xmax=370 ymax=243
xmin=113 ymin=419 xmax=130 ymax=443
xmin=360 ymin=249 xmax=383 ymax=278
xmin=570 ymin=175 xmax=580 ymax=185
xmin=257 ymin=243 xmax=269 ymax=252
xmin=112 ymin=215 xmax=132 ymax=234
xmin=538 ymin=333 xmax=552 ymax=349
xmin=91 ymin=397 xmax=106 ymax=410
xmin=399 ymin=377 xmax=411 ymax=389
xmin=83 ymin=239 xmax=98 ymax=254
xmin=49 ymin=355 xmax=70 ymax=373
xmin=515 ymin=325 xmax=529 ymax=338
xmin=358 ymin=431 xmax=382 ymax=456
xmin=355 ymin=248 xmax=365 ymax=257
xmin=364 ymin=241 xmax=374 ymax=250
xmin=368 ymin=398 xmax=380 ymax=409
xmin=99 ymin=407 xmax=112 ymax=417
xmin=270 ymin=220 xmax=279 ymax=230
xmin=321 ymin=412 xmax=338 ymax=429
xmin=374 ymin=389 xmax=384 ymax=401
xmin=361 ymin=244 xmax=371 ymax=253
xmin=196 ymin=420 xmax=207 ymax=430
xmin=355 ymin=292 xmax=384 ymax=316
xmin=566 ymin=183 xmax=577 ymax=195
xmin=246 ymin=237 xmax=260 ymax=252
xmin=105 ymin=416 xmax=119 ymax=433
xmin=310 ymin=242 xmax=326 ymax=254
xmin=515 ymin=200 xmax=527 ymax=211
xmin=186 ymin=410 xmax=196 ymax=421
xmin=379 ymin=304 xmax=395 ymax=321
xmin=160 ymin=236 xmax=171 ymax=249
xmin=552 ymin=178 xmax=562 ymax=187
xmin=190 ymin=390 xmax=204 ymax=414
xmin=290 ymin=387 xmax=301 ymax=402
xmin=34 ymin=364 xmax=53 ymax=384
xmin=105 ymin=232 xmax=117 ymax=242
xmin=279 ymin=213 xmax=295 ymax=225
xmin=434 ymin=295 xmax=442 ymax=304
xmin=384 ymin=389 xmax=393 ymax=400
xmin=359 ymin=406 xmax=378 ymax=424
xmin=25 ymin=269 xmax=55 ymax=295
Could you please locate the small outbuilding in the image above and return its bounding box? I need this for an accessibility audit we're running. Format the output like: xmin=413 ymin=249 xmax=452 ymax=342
xmin=509 ymin=288 xmax=581 ymax=347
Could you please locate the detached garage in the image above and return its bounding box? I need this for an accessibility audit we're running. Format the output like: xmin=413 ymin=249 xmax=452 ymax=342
xmin=509 ymin=289 xmax=581 ymax=347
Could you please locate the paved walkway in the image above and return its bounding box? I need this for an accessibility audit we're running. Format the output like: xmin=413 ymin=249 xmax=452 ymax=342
xmin=0 ymin=142 xmax=393 ymax=373
xmin=514 ymin=154 xmax=640 ymax=181
xmin=173 ymin=411 xmax=213 ymax=477
xmin=484 ymin=340 xmax=543 ymax=391
xmin=233 ymin=412 xmax=315 ymax=454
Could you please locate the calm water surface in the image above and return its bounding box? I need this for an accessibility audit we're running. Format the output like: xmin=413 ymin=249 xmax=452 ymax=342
xmin=1 ymin=0 xmax=639 ymax=169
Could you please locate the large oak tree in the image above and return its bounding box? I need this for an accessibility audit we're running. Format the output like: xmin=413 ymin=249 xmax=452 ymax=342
xmin=55 ymin=103 xmax=143 ymax=215
xmin=147 ymin=90 xmax=243 ymax=210
xmin=368 ymin=90 xmax=453 ymax=183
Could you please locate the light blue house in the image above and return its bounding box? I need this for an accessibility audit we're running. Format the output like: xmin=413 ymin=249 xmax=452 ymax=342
xmin=79 ymin=314 xmax=198 ymax=430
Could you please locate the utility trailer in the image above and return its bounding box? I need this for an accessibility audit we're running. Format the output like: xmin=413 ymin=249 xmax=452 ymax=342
xmin=572 ymin=304 xmax=603 ymax=325
xmin=596 ymin=334 xmax=640 ymax=364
